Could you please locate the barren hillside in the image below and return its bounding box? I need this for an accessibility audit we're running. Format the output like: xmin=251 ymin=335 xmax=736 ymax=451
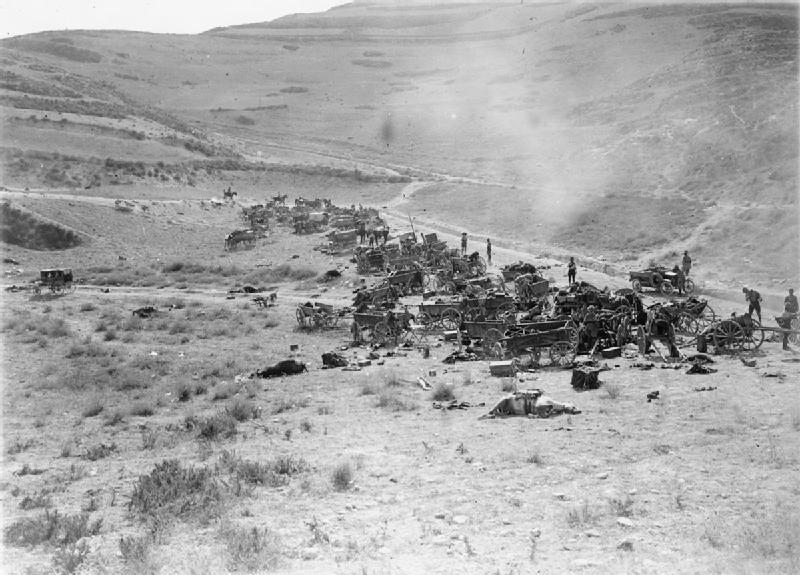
xmin=2 ymin=4 xmax=800 ymax=575
xmin=1 ymin=2 xmax=797 ymax=287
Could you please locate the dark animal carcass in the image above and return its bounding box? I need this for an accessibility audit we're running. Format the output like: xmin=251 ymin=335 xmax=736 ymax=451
xmin=256 ymin=359 xmax=308 ymax=378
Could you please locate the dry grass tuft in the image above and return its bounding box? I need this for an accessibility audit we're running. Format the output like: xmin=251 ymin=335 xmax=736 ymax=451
xmin=128 ymin=459 xmax=222 ymax=522
xmin=4 ymin=509 xmax=102 ymax=548
xmin=331 ymin=462 xmax=354 ymax=491
xmin=566 ymin=501 xmax=599 ymax=527
xmin=220 ymin=523 xmax=283 ymax=572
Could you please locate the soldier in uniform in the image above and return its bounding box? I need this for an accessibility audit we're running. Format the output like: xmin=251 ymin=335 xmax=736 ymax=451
xmin=682 ymin=251 xmax=692 ymax=276
xmin=743 ymin=287 xmax=763 ymax=323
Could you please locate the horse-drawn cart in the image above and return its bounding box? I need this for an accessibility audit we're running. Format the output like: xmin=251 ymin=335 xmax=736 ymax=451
xmin=417 ymin=298 xmax=464 ymax=331
xmin=296 ymin=302 xmax=341 ymax=329
xmin=491 ymin=320 xmax=579 ymax=367
xmin=33 ymin=269 xmax=76 ymax=296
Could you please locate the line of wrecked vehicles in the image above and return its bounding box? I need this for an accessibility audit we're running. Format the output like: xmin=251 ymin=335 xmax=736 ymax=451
xmin=295 ymin=229 xmax=798 ymax=369
xmin=213 ymin=196 xmax=796 ymax=364
xmin=224 ymin=196 xmax=382 ymax=251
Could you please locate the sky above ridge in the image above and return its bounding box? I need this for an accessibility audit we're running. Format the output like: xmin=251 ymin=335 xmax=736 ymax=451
xmin=1 ymin=0 xmax=345 ymax=39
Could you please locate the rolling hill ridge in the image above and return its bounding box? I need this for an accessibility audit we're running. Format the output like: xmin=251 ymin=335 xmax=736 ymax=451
xmin=0 ymin=1 xmax=797 ymax=286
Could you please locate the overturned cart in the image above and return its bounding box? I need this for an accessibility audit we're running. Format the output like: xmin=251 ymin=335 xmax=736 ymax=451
xmin=490 ymin=319 xmax=579 ymax=367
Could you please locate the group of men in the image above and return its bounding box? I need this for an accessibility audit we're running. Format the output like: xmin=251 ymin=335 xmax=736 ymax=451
xmin=460 ymin=233 xmax=493 ymax=266
xmin=357 ymin=221 xmax=389 ymax=247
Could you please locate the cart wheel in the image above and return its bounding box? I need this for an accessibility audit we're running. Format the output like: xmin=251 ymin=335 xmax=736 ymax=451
xmin=484 ymin=328 xmax=503 ymax=354
xmin=712 ymin=321 xmax=744 ymax=352
xmin=637 ymin=326 xmax=648 ymax=355
xmin=312 ymin=314 xmax=325 ymax=329
xmin=742 ymin=325 xmax=764 ymax=351
xmin=550 ymin=341 xmax=576 ymax=367
xmin=660 ymin=281 xmax=674 ymax=296
xmin=440 ymin=308 xmax=462 ymax=331
xmin=684 ymin=279 xmax=695 ymax=294
xmin=32 ymin=285 xmax=41 ymax=296
xmin=631 ymin=279 xmax=642 ymax=292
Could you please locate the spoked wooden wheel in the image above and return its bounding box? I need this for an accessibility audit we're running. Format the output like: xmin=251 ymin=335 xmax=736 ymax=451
xmin=711 ymin=321 xmax=744 ymax=352
xmin=684 ymin=279 xmax=695 ymax=294
xmin=549 ymin=341 xmax=576 ymax=367
xmin=742 ymin=320 xmax=764 ymax=351
xmin=660 ymin=281 xmax=674 ymax=296
xmin=440 ymin=308 xmax=462 ymax=331
xmin=631 ymin=279 xmax=642 ymax=292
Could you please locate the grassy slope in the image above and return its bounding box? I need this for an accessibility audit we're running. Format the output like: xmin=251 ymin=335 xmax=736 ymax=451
xmin=0 ymin=2 xmax=797 ymax=284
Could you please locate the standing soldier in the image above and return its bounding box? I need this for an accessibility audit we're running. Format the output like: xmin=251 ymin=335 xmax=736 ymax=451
xmin=682 ymin=251 xmax=692 ymax=277
xmin=486 ymin=239 xmax=492 ymax=266
xmin=672 ymin=265 xmax=686 ymax=296
xmin=382 ymin=226 xmax=389 ymax=245
xmin=567 ymin=257 xmax=577 ymax=285
xmin=743 ymin=287 xmax=763 ymax=323
xmin=785 ymin=288 xmax=798 ymax=314
xmin=357 ymin=220 xmax=366 ymax=244
xmin=461 ymin=232 xmax=468 ymax=255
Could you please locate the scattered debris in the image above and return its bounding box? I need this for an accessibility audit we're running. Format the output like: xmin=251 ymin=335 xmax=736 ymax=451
xmin=686 ymin=364 xmax=717 ymax=375
xmin=417 ymin=377 xmax=432 ymax=390
xmin=646 ymin=390 xmax=660 ymax=402
xmin=443 ymin=350 xmax=479 ymax=364
xmin=739 ymin=357 xmax=757 ymax=368
xmin=489 ymin=360 xmax=518 ymax=377
xmin=321 ymin=352 xmax=348 ymax=368
xmin=570 ymin=367 xmax=602 ymax=390
xmin=631 ymin=362 xmax=655 ymax=370
xmin=693 ymin=386 xmax=718 ymax=392
xmin=432 ymin=401 xmax=482 ymax=410
xmin=3 ymin=257 xmax=20 ymax=265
